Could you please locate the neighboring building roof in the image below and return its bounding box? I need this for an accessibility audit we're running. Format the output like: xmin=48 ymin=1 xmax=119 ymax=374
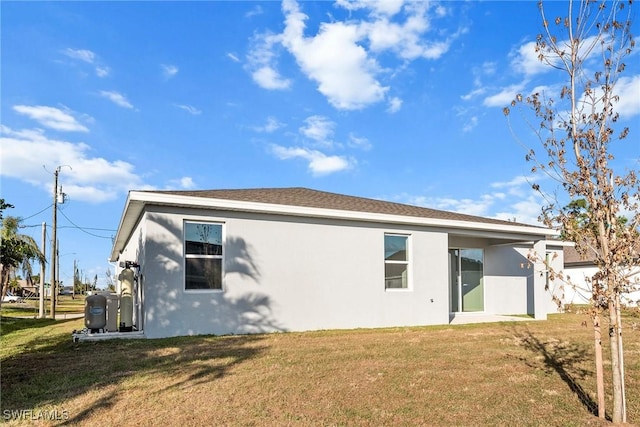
xmin=564 ymin=243 xmax=640 ymax=267
xmin=563 ymin=246 xmax=596 ymax=267
xmin=110 ymin=187 xmax=557 ymax=261
xmin=16 ymin=279 xmax=36 ymax=289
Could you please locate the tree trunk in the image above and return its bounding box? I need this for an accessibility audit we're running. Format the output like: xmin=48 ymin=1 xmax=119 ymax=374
xmin=0 ymin=266 xmax=9 ymax=310
xmin=593 ymin=311 xmax=606 ymax=418
xmin=608 ymin=297 xmax=625 ymax=423
xmin=614 ymin=294 xmax=627 ymax=422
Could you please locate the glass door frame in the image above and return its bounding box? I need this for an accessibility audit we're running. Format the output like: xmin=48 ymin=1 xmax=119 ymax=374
xmin=448 ymin=248 xmax=485 ymax=313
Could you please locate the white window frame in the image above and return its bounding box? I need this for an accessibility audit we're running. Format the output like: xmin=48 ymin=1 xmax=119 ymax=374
xmin=184 ymin=221 xmax=224 ymax=292
xmin=384 ymin=233 xmax=411 ymax=291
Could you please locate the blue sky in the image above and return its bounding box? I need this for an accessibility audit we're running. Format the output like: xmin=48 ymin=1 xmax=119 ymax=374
xmin=2 ymin=1 xmax=639 ymax=288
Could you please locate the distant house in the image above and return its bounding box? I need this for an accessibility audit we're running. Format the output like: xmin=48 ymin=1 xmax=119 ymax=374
xmin=563 ymin=245 xmax=640 ymax=306
xmin=109 ymin=188 xmax=564 ymax=339
xmin=16 ymin=278 xmax=38 ymax=296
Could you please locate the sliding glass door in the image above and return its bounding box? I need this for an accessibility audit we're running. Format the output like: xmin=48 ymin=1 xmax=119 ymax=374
xmin=449 ymin=249 xmax=484 ymax=312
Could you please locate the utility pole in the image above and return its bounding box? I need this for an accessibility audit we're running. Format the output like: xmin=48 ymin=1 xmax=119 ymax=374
xmin=72 ymin=259 xmax=76 ymax=299
xmin=39 ymin=222 xmax=46 ymax=318
xmin=50 ymin=168 xmax=59 ymax=320
xmin=56 ymin=240 xmax=60 ymax=307
xmin=48 ymin=164 xmax=69 ymax=320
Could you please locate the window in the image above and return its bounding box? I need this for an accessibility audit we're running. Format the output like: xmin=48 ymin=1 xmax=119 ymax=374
xmin=184 ymin=222 xmax=223 ymax=290
xmin=384 ymin=234 xmax=409 ymax=289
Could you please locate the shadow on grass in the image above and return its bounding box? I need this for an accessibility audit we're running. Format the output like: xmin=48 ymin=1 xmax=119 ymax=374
xmin=60 ymin=390 xmax=119 ymax=426
xmin=0 ymin=316 xmax=63 ymax=336
xmin=513 ymin=327 xmax=606 ymax=420
xmin=1 ymin=329 xmax=268 ymax=426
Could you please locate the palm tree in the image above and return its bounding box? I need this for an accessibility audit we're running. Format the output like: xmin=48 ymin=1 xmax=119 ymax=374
xmin=0 ymin=215 xmax=46 ymax=307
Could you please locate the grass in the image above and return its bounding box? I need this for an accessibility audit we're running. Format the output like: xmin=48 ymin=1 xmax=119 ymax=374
xmin=0 ymin=295 xmax=85 ymax=318
xmin=1 ymin=312 xmax=639 ymax=426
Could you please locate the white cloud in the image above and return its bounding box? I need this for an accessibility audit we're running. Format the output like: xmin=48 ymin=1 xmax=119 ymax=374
xmin=167 ymin=176 xmax=196 ymax=190
xmin=564 ymin=74 xmax=640 ymax=122
xmin=510 ymin=36 xmax=602 ymax=78
xmin=62 ymin=48 xmax=95 ymax=63
xmin=481 ymin=61 xmax=497 ymax=76
xmin=0 ymin=126 xmax=146 ymax=203
xmin=387 ymin=96 xmax=402 ymax=113
xmin=175 ymin=104 xmax=202 ymax=115
xmin=462 ymin=115 xmax=478 ymax=133
xmin=613 ymin=75 xmax=640 ymax=118
xmin=461 ymin=62 xmax=496 ymax=101
xmin=245 ymin=5 xmax=264 ymax=18
xmin=248 ymin=0 xmax=456 ymax=111
xmin=227 ymin=53 xmax=240 ymax=63
xmin=460 ymin=88 xmax=485 ymax=101
xmin=95 ymin=66 xmax=110 ymax=77
xmin=483 ymin=83 xmax=526 ymax=107
xmin=509 ymin=41 xmax=551 ymax=77
xmin=247 ymin=31 xmax=292 ymax=90
xmin=335 ymin=0 xmax=404 ymax=16
xmin=491 ymin=175 xmax=536 ymax=191
xmin=392 ymin=193 xmax=493 ymax=217
xmin=13 ymin=105 xmax=89 ymax=132
xmin=61 ymin=48 xmax=109 ymax=78
xmin=428 ymin=194 xmax=496 ymax=217
xmin=253 ymin=116 xmax=284 ymax=133
xmin=99 ymin=90 xmax=134 ymax=109
xmin=179 ymin=177 xmax=195 ymax=188
xmin=347 ymin=133 xmax=372 ymax=151
xmin=300 ymin=115 xmax=335 ymax=143
xmin=387 ymin=173 xmax=546 ymax=225
xmin=363 ymin=2 xmax=455 ymax=61
xmin=162 ymin=64 xmax=179 ymax=79
xmin=270 ymin=144 xmax=353 ymax=176
xmin=252 ymin=66 xmax=292 ymax=90
xmin=280 ymin=2 xmax=388 ymax=110
xmin=494 ymin=195 xmax=544 ymax=225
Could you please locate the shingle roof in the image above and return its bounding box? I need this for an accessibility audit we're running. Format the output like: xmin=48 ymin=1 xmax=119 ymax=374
xmin=563 ymin=246 xmax=595 ymax=266
xmin=147 ymin=187 xmax=543 ymax=228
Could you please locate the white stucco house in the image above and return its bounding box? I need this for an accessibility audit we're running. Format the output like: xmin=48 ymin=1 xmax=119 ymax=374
xmin=109 ymin=187 xmax=564 ymax=339
xmin=562 ymin=245 xmax=640 ymax=306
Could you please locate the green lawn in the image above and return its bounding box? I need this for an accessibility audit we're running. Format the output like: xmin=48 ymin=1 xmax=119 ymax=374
xmin=1 ymin=311 xmax=639 ymax=426
xmin=0 ymin=295 xmax=85 ymax=319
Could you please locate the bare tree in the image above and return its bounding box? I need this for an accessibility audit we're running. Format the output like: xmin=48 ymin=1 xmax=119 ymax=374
xmin=504 ymin=0 xmax=638 ymax=422
xmin=105 ymin=268 xmax=115 ymax=292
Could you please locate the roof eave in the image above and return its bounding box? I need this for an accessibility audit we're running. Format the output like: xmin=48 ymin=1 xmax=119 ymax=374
xmin=110 ymin=191 xmax=558 ymax=259
xmin=109 ymin=192 xmax=144 ymax=262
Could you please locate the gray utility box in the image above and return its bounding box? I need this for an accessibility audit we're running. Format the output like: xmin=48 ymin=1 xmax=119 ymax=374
xmin=105 ymin=294 xmax=120 ymax=332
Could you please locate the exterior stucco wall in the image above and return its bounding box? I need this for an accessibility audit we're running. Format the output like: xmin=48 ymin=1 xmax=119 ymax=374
xmin=563 ymin=265 xmax=599 ymax=305
xmin=564 ymin=265 xmax=640 ymax=306
xmin=545 ymin=245 xmax=566 ymax=313
xmin=114 ymin=204 xmax=560 ymax=338
xmin=137 ymin=206 xmax=450 ymax=338
xmin=483 ymin=244 xmax=563 ymax=316
xmin=484 ymin=245 xmax=530 ymax=315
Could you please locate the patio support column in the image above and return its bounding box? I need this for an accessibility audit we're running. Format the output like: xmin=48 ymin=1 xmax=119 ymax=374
xmin=532 ymin=240 xmax=548 ymax=320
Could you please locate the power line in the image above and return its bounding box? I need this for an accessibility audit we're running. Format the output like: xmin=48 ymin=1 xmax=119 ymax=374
xmin=58 ymin=226 xmax=116 ymax=232
xmin=56 ymin=209 xmax=114 ymax=239
xmin=18 ymin=204 xmax=54 ymax=221
xmin=21 ymin=223 xmax=116 ymax=233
